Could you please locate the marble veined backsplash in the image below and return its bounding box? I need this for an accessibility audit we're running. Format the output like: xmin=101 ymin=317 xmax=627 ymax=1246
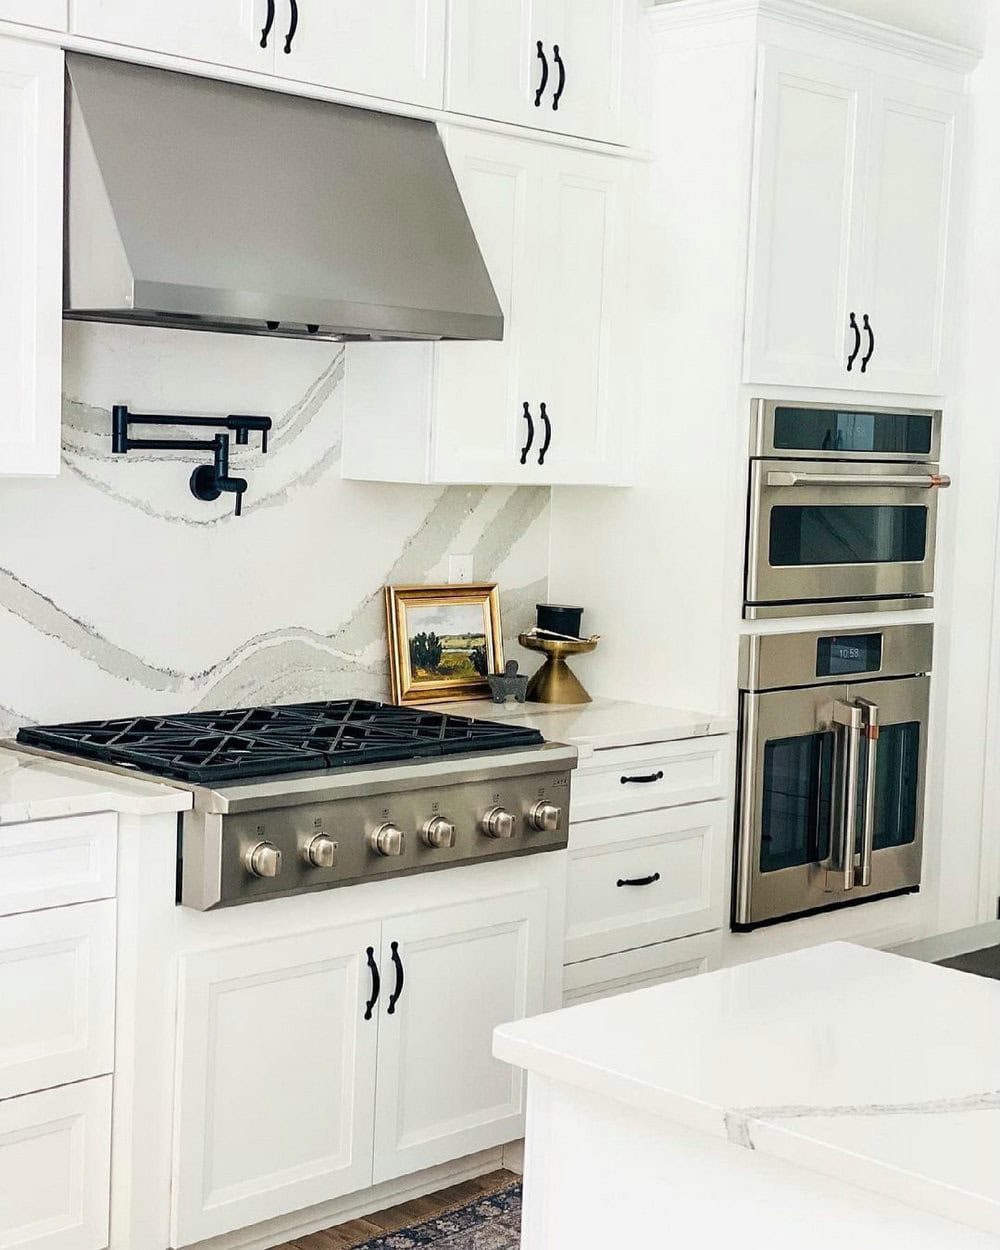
xmin=0 ymin=324 xmax=550 ymax=734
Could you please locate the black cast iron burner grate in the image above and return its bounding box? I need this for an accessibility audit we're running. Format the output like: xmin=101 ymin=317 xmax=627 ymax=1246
xmin=16 ymin=699 xmax=545 ymax=784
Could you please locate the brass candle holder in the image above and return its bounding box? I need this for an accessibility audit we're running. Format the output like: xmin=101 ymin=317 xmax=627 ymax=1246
xmin=518 ymin=633 xmax=599 ymax=704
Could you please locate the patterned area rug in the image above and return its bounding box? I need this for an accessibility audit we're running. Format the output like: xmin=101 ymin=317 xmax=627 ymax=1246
xmin=354 ymin=1182 xmax=522 ymax=1249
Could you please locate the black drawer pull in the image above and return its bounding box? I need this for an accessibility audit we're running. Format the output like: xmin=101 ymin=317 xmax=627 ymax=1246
xmin=538 ymin=401 xmax=552 ymax=466
xmin=260 ymin=0 xmax=275 ymax=47
xmin=617 ymin=873 xmax=661 ymax=888
xmin=520 ymin=401 xmax=535 ymax=465
xmin=847 ymin=311 xmax=861 ymax=371
xmin=861 ymin=314 xmax=875 ymax=372
xmin=620 ymin=771 xmax=664 ymax=785
xmin=284 ymin=0 xmax=298 ymax=53
xmin=364 ymin=946 xmax=380 ymax=1021
xmin=387 ymin=940 xmax=405 ymax=1015
xmin=534 ymin=41 xmax=549 ymax=107
xmin=552 ymin=44 xmax=566 ymax=110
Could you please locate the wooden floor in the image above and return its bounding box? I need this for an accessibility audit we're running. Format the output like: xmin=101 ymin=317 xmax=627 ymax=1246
xmin=276 ymin=1169 xmax=519 ymax=1250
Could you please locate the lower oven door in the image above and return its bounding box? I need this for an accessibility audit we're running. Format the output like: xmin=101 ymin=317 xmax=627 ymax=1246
xmin=734 ymin=675 xmax=927 ymax=929
xmin=746 ymin=459 xmax=944 ymax=609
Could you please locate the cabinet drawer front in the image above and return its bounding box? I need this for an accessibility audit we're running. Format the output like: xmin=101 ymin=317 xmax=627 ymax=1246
xmin=0 ymin=1075 xmax=112 ymax=1250
xmin=0 ymin=901 xmax=115 ymax=1100
xmin=566 ymin=801 xmax=728 ymax=963
xmin=0 ymin=813 xmax=117 ymax=918
xmin=572 ymin=737 xmax=731 ymax=822
xmin=563 ymin=931 xmax=722 ymax=1006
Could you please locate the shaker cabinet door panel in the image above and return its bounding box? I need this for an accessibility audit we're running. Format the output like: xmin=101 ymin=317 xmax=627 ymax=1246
xmin=276 ymin=0 xmax=445 ymax=107
xmin=539 ymin=0 xmax=631 ymax=144
xmin=171 ymin=923 xmax=379 ymax=1245
xmin=0 ymin=1 xmax=65 ymax=29
xmin=743 ymin=47 xmax=870 ymax=389
xmin=372 ymin=890 xmax=548 ymax=1183
xmin=70 ymin=0 xmax=274 ymax=71
xmin=0 ymin=37 xmax=62 ymax=476
xmin=860 ymin=79 xmax=961 ymax=394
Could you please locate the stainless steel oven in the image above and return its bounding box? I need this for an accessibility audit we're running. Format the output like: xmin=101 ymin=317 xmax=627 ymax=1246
xmin=745 ymin=400 xmax=949 ymax=618
xmin=733 ymin=623 xmax=932 ymax=930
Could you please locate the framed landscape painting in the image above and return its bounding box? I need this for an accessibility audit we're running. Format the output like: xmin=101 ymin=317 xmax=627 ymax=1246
xmin=385 ymin=583 xmax=504 ymax=704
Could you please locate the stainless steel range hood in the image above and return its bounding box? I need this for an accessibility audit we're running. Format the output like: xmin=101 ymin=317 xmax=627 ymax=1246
xmin=64 ymin=54 xmax=503 ymax=342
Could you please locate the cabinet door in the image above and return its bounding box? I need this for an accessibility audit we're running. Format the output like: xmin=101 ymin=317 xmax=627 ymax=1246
xmin=859 ymin=79 xmax=961 ymax=394
xmin=0 ymin=1 xmax=65 ymax=28
xmin=0 ymin=1077 xmax=112 ymax=1250
xmin=372 ymin=889 xmax=548 ymax=1184
xmin=277 ymin=0 xmax=445 ymax=107
xmin=0 ymin=37 xmax=62 ymax=476
xmin=171 ymin=923 xmax=378 ymax=1245
xmin=529 ymin=149 xmax=633 ymax=485
xmin=431 ymin=129 xmax=545 ymax=484
xmin=743 ymin=47 xmax=870 ymax=389
xmin=70 ymin=0 xmax=274 ymax=71
xmin=539 ymin=0 xmax=631 ymax=144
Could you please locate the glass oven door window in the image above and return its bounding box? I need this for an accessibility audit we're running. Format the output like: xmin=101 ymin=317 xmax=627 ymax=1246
xmin=772 ymin=407 xmax=934 ymax=456
xmin=858 ymin=720 xmax=921 ymax=850
xmin=760 ymin=731 xmax=834 ymax=872
xmin=769 ymin=505 xmax=928 ymax=568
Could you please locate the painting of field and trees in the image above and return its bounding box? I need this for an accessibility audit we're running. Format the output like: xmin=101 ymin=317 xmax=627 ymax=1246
xmin=406 ymin=602 xmax=490 ymax=680
xmin=385 ymin=583 xmax=504 ymax=703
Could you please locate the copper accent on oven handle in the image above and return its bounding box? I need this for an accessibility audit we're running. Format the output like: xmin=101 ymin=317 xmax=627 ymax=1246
xmin=767 ymin=471 xmax=950 ymax=489
xmin=856 ymin=698 xmax=880 ymax=888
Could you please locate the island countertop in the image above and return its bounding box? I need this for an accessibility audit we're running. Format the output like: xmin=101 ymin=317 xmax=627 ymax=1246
xmin=0 ymin=747 xmax=192 ymax=823
xmin=495 ymin=942 xmax=1000 ymax=1240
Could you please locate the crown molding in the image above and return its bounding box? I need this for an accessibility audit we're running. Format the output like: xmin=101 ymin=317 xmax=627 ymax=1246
xmin=645 ymin=0 xmax=981 ymax=72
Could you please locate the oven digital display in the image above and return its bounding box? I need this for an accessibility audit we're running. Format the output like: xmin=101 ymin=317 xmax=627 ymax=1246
xmin=816 ymin=634 xmax=883 ymax=677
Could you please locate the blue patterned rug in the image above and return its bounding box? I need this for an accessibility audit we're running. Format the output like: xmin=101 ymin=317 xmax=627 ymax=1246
xmin=354 ymin=1182 xmax=522 ymax=1249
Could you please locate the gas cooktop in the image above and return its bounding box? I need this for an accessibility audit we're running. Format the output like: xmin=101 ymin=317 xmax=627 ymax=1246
xmin=15 ymin=699 xmax=544 ymax=784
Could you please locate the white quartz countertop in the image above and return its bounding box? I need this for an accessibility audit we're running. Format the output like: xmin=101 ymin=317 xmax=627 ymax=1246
xmin=495 ymin=942 xmax=1000 ymax=1239
xmin=429 ymin=697 xmax=735 ymax=757
xmin=0 ymin=748 xmax=192 ymax=823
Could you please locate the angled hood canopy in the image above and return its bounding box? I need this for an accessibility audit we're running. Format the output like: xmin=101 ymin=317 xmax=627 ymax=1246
xmin=63 ymin=54 xmax=503 ymax=342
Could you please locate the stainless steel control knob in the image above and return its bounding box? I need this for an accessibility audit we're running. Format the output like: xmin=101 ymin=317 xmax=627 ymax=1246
xmin=246 ymin=841 xmax=282 ymax=878
xmin=421 ymin=816 xmax=456 ymax=849
xmin=482 ymin=807 xmax=517 ymax=839
xmin=529 ymin=801 xmax=562 ymax=832
xmin=304 ymin=834 xmax=338 ymax=869
xmin=369 ymin=823 xmax=405 ymax=857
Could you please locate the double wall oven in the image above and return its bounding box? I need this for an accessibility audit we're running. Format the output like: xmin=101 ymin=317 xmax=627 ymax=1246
xmin=734 ymin=624 xmax=932 ymax=930
xmin=745 ymin=400 xmax=949 ymax=618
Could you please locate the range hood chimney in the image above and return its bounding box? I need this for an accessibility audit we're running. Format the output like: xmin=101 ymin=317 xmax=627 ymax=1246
xmin=64 ymin=54 xmax=504 ymax=343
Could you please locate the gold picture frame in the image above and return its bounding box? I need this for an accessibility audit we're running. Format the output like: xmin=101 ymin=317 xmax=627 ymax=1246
xmin=385 ymin=583 xmax=504 ymax=704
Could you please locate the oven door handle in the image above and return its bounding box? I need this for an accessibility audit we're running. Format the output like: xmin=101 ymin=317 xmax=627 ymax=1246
xmin=767 ymin=471 xmax=951 ymax=490
xmin=831 ymin=700 xmax=865 ymax=892
xmin=855 ymin=698 xmax=880 ymax=887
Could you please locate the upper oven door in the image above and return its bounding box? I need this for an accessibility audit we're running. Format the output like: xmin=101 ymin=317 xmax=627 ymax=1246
xmin=746 ymin=459 xmax=946 ymax=608
xmin=752 ymin=400 xmax=942 ymax=463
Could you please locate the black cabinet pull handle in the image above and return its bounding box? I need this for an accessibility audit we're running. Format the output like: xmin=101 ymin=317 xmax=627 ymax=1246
xmin=617 ymin=873 xmax=661 ymax=888
xmin=861 ymin=314 xmax=875 ymax=372
xmin=260 ymin=0 xmax=275 ymax=47
xmin=552 ymin=44 xmax=566 ymax=110
xmin=620 ymin=771 xmax=664 ymax=785
xmin=364 ymin=946 xmax=380 ymax=1021
xmin=520 ymin=402 xmax=535 ymax=465
xmin=284 ymin=0 xmax=298 ymax=53
xmin=387 ymin=940 xmax=405 ymax=1015
xmin=534 ymin=41 xmax=549 ymax=107
xmin=538 ymin=402 xmax=552 ymax=466
xmin=847 ymin=311 xmax=861 ymax=371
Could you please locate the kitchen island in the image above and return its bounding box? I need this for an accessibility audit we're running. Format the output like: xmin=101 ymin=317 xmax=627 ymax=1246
xmin=495 ymin=942 xmax=1000 ymax=1248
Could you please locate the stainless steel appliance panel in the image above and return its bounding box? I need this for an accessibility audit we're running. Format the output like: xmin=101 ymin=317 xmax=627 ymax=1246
xmin=751 ymin=399 xmax=942 ymax=463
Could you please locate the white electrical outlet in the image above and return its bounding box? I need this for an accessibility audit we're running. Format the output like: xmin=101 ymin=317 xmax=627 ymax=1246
xmin=449 ymin=553 xmax=474 ymax=583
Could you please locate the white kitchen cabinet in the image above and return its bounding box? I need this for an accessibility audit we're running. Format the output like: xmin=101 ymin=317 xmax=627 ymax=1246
xmin=744 ymin=45 xmax=963 ymax=394
xmin=563 ymin=931 xmax=723 ymax=1006
xmin=70 ymin=0 xmax=274 ymax=71
xmin=276 ymin=0 xmax=445 ymax=108
xmin=171 ymin=923 xmax=379 ymax=1245
xmin=0 ymin=1 xmax=65 ymax=28
xmin=342 ymin=128 xmax=634 ymax=486
xmin=373 ymin=890 xmax=547 ymax=1183
xmin=0 ymin=813 xmax=117 ymax=918
xmin=446 ymin=0 xmax=633 ymax=145
xmin=0 ymin=1076 xmax=112 ymax=1250
xmin=0 ymin=37 xmax=62 ymax=476
xmin=0 ymin=900 xmax=115 ymax=1101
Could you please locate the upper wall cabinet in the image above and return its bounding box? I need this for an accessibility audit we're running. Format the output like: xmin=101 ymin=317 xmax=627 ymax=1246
xmin=744 ymin=46 xmax=963 ymax=395
xmin=0 ymin=36 xmax=63 ymax=476
xmin=0 ymin=1 xmax=66 ymax=28
xmin=447 ymin=0 xmax=634 ymax=145
xmin=341 ymin=127 xmax=635 ymax=487
xmin=71 ymin=0 xmax=446 ymax=105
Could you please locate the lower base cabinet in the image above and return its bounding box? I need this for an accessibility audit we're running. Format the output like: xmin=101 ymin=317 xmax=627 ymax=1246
xmin=171 ymin=888 xmax=549 ymax=1244
xmin=563 ymin=932 xmax=722 ymax=1006
xmin=0 ymin=1076 xmax=112 ymax=1250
